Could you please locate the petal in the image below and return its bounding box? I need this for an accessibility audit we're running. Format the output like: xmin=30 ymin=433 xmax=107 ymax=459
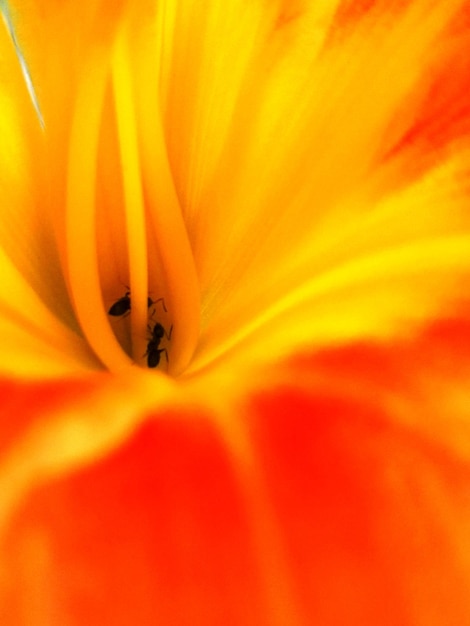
xmin=0 ymin=246 xmax=100 ymax=376
xmin=5 ymin=0 xmax=127 ymax=122
xmin=3 ymin=323 xmax=470 ymax=625
xmin=2 ymin=413 xmax=267 ymax=626
xmin=185 ymin=0 xmax=470 ymax=373
xmin=246 ymin=375 xmax=470 ymax=625
xmin=0 ymin=13 xmax=60 ymax=310
xmin=0 ymin=369 xmax=178 ymax=531
xmin=189 ymin=155 xmax=470 ymax=374
xmin=0 ymin=12 xmax=97 ymax=373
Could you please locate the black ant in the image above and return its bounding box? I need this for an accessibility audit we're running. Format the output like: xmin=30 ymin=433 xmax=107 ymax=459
xmin=108 ymin=292 xmax=167 ymax=317
xmin=145 ymin=322 xmax=173 ymax=368
xmin=108 ymin=291 xmax=131 ymax=316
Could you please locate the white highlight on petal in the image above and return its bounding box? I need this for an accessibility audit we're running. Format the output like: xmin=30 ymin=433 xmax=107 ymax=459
xmin=0 ymin=1 xmax=44 ymax=127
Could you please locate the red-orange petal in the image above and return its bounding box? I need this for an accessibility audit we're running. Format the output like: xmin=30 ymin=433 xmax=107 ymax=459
xmin=2 ymin=317 xmax=470 ymax=625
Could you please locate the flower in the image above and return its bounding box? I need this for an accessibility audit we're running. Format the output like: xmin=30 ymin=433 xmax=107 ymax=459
xmin=1 ymin=0 xmax=470 ymax=624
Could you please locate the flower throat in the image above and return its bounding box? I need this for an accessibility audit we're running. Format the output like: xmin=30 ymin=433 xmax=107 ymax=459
xmin=63 ymin=22 xmax=200 ymax=376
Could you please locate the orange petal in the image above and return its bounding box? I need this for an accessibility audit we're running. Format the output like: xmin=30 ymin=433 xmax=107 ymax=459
xmin=0 ymin=369 xmax=177 ymax=536
xmin=2 ymin=412 xmax=269 ymax=625
xmin=2 ymin=319 xmax=470 ymax=624
xmin=180 ymin=0 xmax=470 ymax=373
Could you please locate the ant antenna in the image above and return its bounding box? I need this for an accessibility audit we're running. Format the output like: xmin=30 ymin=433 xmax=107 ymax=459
xmin=149 ymin=297 xmax=167 ymax=313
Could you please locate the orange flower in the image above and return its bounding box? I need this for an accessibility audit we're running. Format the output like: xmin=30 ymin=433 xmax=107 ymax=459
xmin=1 ymin=0 xmax=470 ymax=623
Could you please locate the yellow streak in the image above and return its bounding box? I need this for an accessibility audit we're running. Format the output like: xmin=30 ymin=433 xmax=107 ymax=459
xmin=133 ymin=2 xmax=200 ymax=376
xmin=189 ymin=234 xmax=470 ymax=374
xmin=65 ymin=50 xmax=133 ymax=372
xmin=112 ymin=27 xmax=149 ymax=364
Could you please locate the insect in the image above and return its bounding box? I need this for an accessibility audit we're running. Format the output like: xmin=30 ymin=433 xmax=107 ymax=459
xmin=145 ymin=321 xmax=173 ymax=368
xmin=108 ymin=292 xmax=167 ymax=317
xmin=108 ymin=291 xmax=132 ymax=317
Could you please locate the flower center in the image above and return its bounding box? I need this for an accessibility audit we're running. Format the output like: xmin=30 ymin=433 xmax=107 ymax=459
xmin=63 ymin=22 xmax=200 ymax=376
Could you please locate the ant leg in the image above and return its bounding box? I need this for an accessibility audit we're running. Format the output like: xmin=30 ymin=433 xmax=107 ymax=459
xmin=161 ymin=348 xmax=169 ymax=363
xmin=164 ymin=324 xmax=173 ymax=341
xmin=147 ymin=301 xmax=167 ymax=322
xmin=151 ymin=297 xmax=167 ymax=313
